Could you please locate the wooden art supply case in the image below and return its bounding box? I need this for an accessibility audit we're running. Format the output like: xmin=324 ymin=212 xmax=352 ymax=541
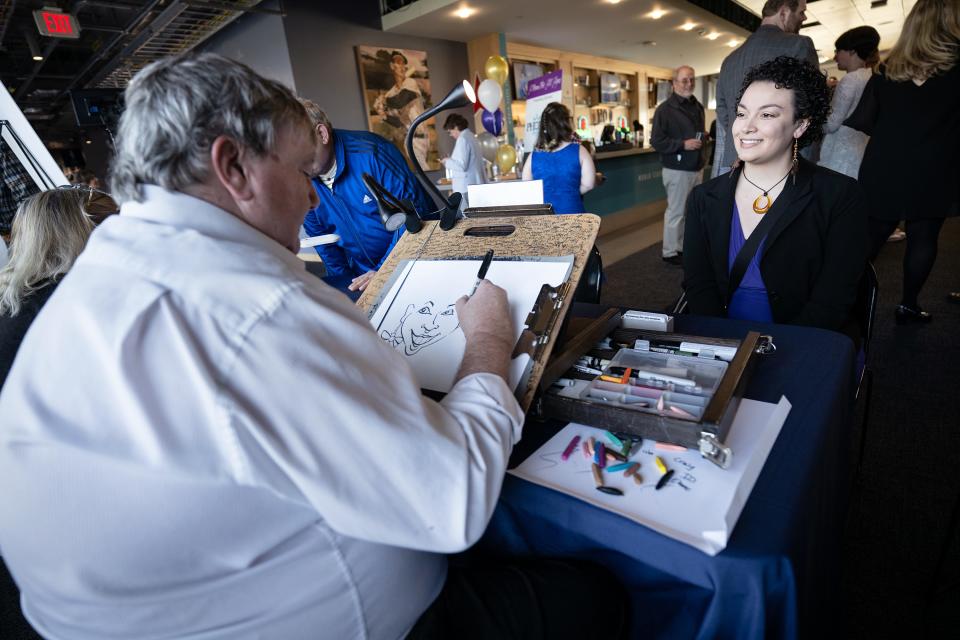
xmin=535 ymin=309 xmax=774 ymax=468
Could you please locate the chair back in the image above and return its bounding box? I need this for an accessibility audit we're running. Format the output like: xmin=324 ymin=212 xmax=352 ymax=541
xmin=669 ymin=289 xmax=689 ymax=315
xmin=854 ymin=262 xmax=879 ymax=355
xmin=573 ymin=245 xmax=603 ymax=304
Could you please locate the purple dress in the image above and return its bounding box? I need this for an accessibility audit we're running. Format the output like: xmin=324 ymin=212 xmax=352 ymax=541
xmin=727 ymin=205 xmax=773 ymax=322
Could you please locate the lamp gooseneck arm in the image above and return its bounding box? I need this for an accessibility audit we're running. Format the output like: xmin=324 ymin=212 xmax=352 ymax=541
xmin=404 ymin=109 xmax=445 ymax=212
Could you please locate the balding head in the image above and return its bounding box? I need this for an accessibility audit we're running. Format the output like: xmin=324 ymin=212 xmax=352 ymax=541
xmin=297 ymin=98 xmax=335 ymax=175
xmin=110 ymin=52 xmax=311 ymax=204
xmin=672 ymin=66 xmax=695 ymax=98
xmin=760 ymin=0 xmax=806 ymax=33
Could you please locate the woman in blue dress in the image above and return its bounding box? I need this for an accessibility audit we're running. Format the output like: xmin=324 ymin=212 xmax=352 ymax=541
xmin=521 ymin=103 xmax=596 ymax=214
xmin=682 ymin=56 xmax=867 ymax=336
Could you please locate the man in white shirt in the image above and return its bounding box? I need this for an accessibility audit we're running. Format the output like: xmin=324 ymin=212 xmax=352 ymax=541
xmin=0 ymin=53 xmax=624 ymax=639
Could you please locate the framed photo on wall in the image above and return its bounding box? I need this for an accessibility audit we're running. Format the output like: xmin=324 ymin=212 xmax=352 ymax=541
xmin=512 ymin=62 xmax=544 ymax=100
xmin=355 ymin=45 xmax=438 ymax=170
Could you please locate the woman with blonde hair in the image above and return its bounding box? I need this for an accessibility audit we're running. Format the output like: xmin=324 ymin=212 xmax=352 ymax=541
xmin=0 ymin=188 xmax=95 ymax=385
xmin=847 ymin=0 xmax=960 ymax=323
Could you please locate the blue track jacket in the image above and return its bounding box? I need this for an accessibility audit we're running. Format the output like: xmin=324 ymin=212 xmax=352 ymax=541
xmin=303 ymin=129 xmax=435 ymax=278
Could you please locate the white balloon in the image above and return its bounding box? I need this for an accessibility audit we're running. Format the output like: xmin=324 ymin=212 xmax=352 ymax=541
xmin=477 ymin=79 xmax=503 ymax=113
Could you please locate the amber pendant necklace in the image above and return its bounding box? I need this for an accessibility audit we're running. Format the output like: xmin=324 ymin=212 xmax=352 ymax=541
xmin=742 ymin=168 xmax=790 ymax=214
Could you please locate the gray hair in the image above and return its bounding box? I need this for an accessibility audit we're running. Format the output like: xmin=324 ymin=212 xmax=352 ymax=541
xmin=109 ymin=52 xmax=311 ymax=203
xmin=298 ymin=98 xmax=332 ymax=130
xmin=0 ymin=188 xmax=94 ymax=316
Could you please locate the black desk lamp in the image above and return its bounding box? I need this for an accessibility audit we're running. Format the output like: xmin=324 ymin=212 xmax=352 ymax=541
xmin=404 ymin=80 xmax=477 ymax=231
xmin=362 ymin=172 xmax=422 ymax=233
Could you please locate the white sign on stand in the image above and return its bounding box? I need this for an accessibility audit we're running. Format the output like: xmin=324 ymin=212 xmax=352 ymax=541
xmin=522 ymin=70 xmax=563 ymax=153
xmin=467 ymin=180 xmax=543 ymax=208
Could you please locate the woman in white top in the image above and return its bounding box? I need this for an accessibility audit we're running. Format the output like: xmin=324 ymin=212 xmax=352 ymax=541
xmin=819 ymin=26 xmax=881 ymax=178
xmin=440 ymin=113 xmax=485 ymax=205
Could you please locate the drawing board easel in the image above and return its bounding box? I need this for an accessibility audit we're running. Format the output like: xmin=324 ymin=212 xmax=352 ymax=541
xmin=357 ymin=213 xmax=601 ymax=411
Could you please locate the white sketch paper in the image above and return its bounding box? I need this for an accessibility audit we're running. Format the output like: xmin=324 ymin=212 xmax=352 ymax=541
xmin=369 ymin=257 xmax=572 ymax=393
xmin=509 ymin=396 xmax=792 ymax=555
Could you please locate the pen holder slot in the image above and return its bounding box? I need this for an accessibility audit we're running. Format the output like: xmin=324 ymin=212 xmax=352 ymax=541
xmin=463 ymin=224 xmax=516 ymax=237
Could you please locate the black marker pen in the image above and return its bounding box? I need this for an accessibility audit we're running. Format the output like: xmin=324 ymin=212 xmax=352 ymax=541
xmin=469 ymin=249 xmax=494 ymax=296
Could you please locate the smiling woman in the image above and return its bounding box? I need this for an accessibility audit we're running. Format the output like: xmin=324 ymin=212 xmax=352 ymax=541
xmin=681 ymin=56 xmax=868 ymax=340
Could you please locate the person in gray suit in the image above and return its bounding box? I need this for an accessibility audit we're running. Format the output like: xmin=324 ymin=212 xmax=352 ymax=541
xmin=712 ymin=0 xmax=819 ymax=177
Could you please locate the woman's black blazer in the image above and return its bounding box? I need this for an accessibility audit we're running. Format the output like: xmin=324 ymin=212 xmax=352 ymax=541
xmin=682 ymin=158 xmax=868 ymax=332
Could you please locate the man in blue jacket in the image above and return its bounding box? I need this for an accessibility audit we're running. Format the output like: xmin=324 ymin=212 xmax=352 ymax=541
xmin=299 ymin=100 xmax=435 ymax=292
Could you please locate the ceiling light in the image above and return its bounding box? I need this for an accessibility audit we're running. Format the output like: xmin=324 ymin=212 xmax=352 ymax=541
xmin=706 ymin=32 xmax=721 ymax=40
xmin=681 ymin=22 xmax=697 ymax=31
xmin=727 ymin=39 xmax=740 ymax=47
xmin=604 ymin=0 xmax=623 ymax=4
xmin=24 ymin=31 xmax=43 ymax=61
xmin=647 ymin=9 xmax=667 ymax=19
xmin=453 ymin=6 xmax=475 ymax=19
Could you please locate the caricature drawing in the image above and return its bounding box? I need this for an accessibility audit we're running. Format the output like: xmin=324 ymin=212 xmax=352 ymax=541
xmin=381 ymin=301 xmax=460 ymax=356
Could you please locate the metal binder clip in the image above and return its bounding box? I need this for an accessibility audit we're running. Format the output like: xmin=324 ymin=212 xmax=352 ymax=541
xmin=512 ymin=283 xmax=565 ymax=358
xmin=510 ymin=282 xmax=571 ymax=397
xmin=698 ymin=432 xmax=732 ymax=469
xmin=754 ymin=335 xmax=777 ymax=355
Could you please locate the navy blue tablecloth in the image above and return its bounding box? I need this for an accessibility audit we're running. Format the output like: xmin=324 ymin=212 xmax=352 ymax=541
xmin=479 ymin=315 xmax=855 ymax=639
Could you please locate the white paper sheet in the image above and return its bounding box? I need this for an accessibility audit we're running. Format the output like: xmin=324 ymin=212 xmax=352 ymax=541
xmin=369 ymin=257 xmax=572 ymax=393
xmin=467 ymin=180 xmax=544 ymax=207
xmin=508 ymin=396 xmax=792 ymax=555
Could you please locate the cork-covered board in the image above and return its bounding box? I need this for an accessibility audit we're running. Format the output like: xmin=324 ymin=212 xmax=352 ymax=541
xmin=357 ymin=213 xmax=601 ymax=411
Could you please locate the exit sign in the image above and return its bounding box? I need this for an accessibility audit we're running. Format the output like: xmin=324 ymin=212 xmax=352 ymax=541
xmin=33 ymin=9 xmax=81 ymax=39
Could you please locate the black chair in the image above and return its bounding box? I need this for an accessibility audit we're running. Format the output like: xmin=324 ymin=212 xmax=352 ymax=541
xmin=573 ymin=245 xmax=604 ymax=304
xmin=854 ymin=262 xmax=879 ymax=474
xmin=669 ymin=289 xmax=689 ymax=316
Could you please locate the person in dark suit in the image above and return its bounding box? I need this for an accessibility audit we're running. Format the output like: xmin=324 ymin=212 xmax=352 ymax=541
xmin=845 ymin=0 xmax=960 ymax=323
xmin=712 ymin=0 xmax=819 ymax=177
xmin=683 ymin=57 xmax=868 ymax=336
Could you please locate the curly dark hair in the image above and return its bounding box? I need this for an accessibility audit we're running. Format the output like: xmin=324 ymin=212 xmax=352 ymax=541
xmin=443 ymin=113 xmax=469 ymax=131
xmin=737 ymin=56 xmax=831 ymax=149
xmin=535 ymin=102 xmax=579 ymax=151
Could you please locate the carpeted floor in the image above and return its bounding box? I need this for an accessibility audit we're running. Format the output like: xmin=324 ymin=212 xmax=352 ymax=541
xmin=600 ymin=217 xmax=960 ymax=636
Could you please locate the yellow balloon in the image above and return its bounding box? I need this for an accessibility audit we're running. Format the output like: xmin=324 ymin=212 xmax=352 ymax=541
xmin=485 ymin=55 xmax=509 ymax=86
xmin=496 ymin=144 xmax=517 ymax=174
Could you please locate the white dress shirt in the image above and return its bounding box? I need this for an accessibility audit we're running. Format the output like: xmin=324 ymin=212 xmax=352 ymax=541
xmin=446 ymin=129 xmax=486 ymax=202
xmin=0 ymin=186 xmax=524 ymax=640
